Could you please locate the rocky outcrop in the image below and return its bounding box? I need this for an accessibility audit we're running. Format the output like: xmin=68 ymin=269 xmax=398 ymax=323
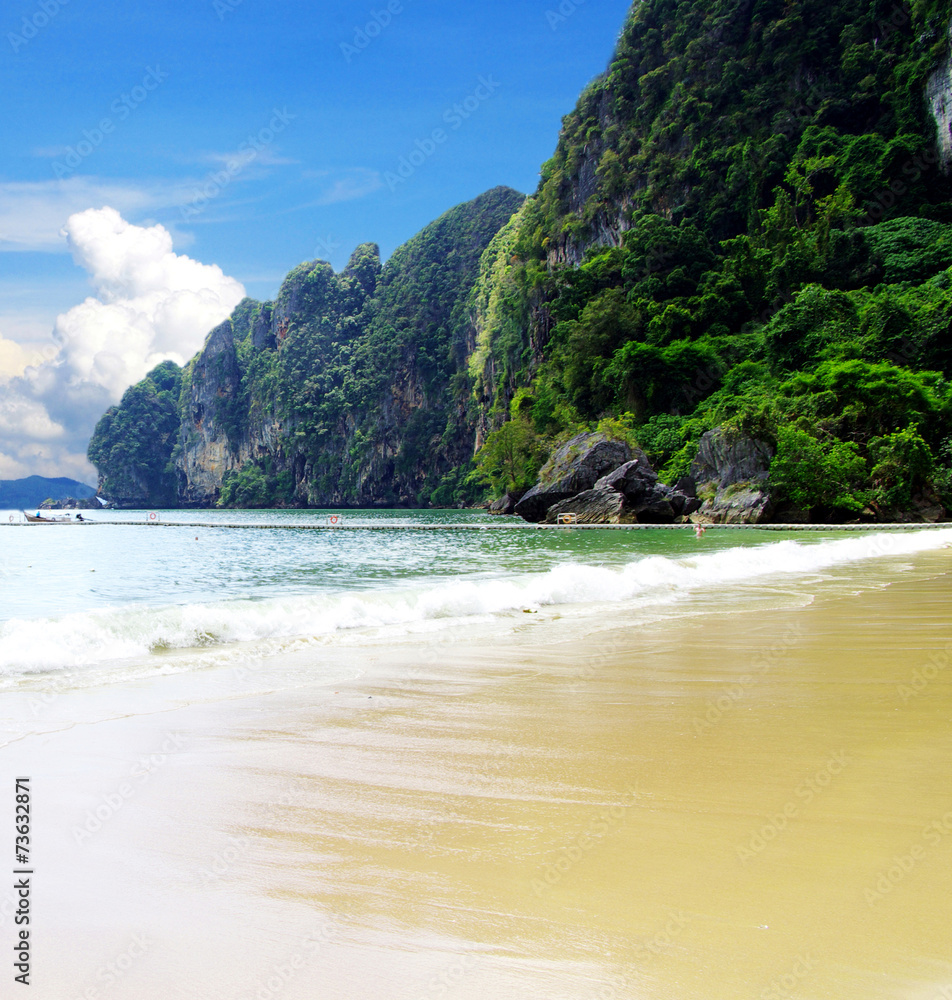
xmin=928 ymin=23 xmax=952 ymax=173
xmin=695 ymin=484 xmax=774 ymax=524
xmin=691 ymin=428 xmax=775 ymax=524
xmin=514 ymin=432 xmax=633 ymax=522
xmin=512 ymin=438 xmax=707 ymax=524
xmin=178 ymin=319 xmax=243 ymax=505
xmin=525 ymin=445 xmax=701 ymax=524
xmin=545 ymin=487 xmax=633 ymax=524
xmin=488 ymin=490 xmax=525 ymax=515
xmin=93 ymin=189 xmax=526 ymax=509
xmin=40 ymin=496 xmax=103 ymax=510
xmin=595 ymin=455 xmax=702 ymax=521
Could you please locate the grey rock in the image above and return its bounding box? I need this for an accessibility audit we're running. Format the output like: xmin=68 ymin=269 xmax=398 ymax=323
xmin=696 ymin=486 xmax=774 ymax=525
xmin=594 ymin=452 xmax=702 ymax=521
xmin=675 ymin=475 xmax=697 ymax=497
xmin=927 ymin=22 xmax=952 ymax=173
xmin=251 ymin=304 xmax=275 ymax=352
xmin=691 ymin=428 xmax=774 ymax=490
xmin=514 ymin=432 xmax=632 ymax=522
xmin=594 ymin=451 xmax=656 ymax=491
xmin=690 ymin=427 xmax=775 ymax=524
xmin=488 ymin=490 xmax=525 ymax=516
xmin=545 ymin=488 xmax=634 ymax=525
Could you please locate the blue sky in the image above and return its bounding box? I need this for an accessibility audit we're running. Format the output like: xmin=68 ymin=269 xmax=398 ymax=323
xmin=0 ymin=0 xmax=632 ymax=481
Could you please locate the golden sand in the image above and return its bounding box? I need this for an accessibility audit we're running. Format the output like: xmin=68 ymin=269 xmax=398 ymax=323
xmin=9 ymin=551 xmax=952 ymax=999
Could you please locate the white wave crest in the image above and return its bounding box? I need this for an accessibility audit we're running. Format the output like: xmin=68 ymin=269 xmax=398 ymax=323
xmin=1 ymin=529 xmax=950 ymax=675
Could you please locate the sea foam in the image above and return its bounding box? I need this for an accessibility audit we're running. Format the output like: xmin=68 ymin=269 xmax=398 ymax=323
xmin=1 ymin=529 xmax=950 ymax=676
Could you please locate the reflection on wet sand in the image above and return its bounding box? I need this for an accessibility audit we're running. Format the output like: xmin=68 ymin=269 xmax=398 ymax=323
xmin=210 ymin=556 xmax=952 ymax=999
xmin=11 ymin=550 xmax=952 ymax=999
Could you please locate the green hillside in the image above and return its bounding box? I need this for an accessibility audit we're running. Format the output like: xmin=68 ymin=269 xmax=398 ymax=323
xmin=89 ymin=0 xmax=952 ymax=519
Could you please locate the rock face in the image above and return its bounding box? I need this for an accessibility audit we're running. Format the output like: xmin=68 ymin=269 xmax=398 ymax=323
xmin=514 ymin=432 xmax=633 ymax=522
xmin=698 ymin=484 xmax=773 ymax=524
xmin=91 ymin=189 xmax=525 ymax=509
xmin=594 ymin=455 xmax=702 ymax=521
xmin=522 ymin=444 xmax=701 ymax=524
xmin=690 ymin=427 xmax=775 ymax=524
xmin=928 ymin=23 xmax=952 ymax=173
xmin=488 ymin=490 xmax=525 ymax=516
xmin=545 ymin=488 xmax=633 ymax=524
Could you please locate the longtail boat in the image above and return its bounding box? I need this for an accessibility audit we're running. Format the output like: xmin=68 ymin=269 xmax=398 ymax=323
xmin=21 ymin=510 xmax=83 ymax=523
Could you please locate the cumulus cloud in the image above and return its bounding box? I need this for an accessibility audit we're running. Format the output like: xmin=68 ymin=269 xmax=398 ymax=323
xmin=0 ymin=207 xmax=245 ymax=485
xmin=0 ymin=335 xmax=46 ymax=382
xmin=56 ymin=207 xmax=245 ymax=397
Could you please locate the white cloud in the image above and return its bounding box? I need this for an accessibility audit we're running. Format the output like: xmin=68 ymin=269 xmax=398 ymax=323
xmin=0 ymin=177 xmax=197 ymax=253
xmin=0 ymin=393 xmax=64 ymax=440
xmin=317 ymin=168 xmax=383 ymax=205
xmin=199 ymin=147 xmax=298 ymax=169
xmin=0 ymin=335 xmax=48 ymax=382
xmin=0 ymin=207 xmax=245 ymax=484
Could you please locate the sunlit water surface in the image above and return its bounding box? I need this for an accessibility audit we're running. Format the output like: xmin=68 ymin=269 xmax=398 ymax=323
xmin=1 ymin=511 xmax=951 ymax=999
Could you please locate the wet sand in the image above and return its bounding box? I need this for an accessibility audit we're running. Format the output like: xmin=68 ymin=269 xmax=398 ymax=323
xmin=5 ymin=550 xmax=952 ymax=999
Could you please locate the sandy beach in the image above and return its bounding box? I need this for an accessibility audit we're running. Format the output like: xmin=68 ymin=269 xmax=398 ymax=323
xmin=2 ymin=541 xmax=951 ymax=1000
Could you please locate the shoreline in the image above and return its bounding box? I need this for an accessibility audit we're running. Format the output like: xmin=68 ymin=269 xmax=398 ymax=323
xmin=4 ymin=546 xmax=952 ymax=998
xmin=3 ymin=518 xmax=951 ymax=531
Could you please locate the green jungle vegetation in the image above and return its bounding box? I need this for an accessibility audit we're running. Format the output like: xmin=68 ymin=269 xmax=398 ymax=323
xmin=90 ymin=0 xmax=952 ymax=519
xmin=88 ymin=360 xmax=183 ymax=506
xmin=470 ymin=0 xmax=952 ymax=519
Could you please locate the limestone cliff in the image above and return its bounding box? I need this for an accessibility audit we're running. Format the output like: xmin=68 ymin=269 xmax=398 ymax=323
xmin=91 ymin=188 xmax=525 ymax=508
xmin=90 ymin=0 xmax=952 ymax=521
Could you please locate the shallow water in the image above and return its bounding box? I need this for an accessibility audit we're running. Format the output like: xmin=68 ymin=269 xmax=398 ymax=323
xmin=2 ymin=508 xmax=949 ymax=680
xmin=2 ymin=514 xmax=951 ymax=998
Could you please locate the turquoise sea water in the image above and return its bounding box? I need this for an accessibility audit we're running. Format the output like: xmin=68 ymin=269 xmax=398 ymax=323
xmin=2 ymin=507 xmax=951 ymax=683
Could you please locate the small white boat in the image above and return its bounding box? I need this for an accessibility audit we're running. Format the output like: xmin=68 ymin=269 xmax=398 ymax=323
xmin=21 ymin=510 xmax=84 ymax=524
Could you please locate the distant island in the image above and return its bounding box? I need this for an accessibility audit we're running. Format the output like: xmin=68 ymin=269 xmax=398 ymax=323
xmin=0 ymin=476 xmax=97 ymax=509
